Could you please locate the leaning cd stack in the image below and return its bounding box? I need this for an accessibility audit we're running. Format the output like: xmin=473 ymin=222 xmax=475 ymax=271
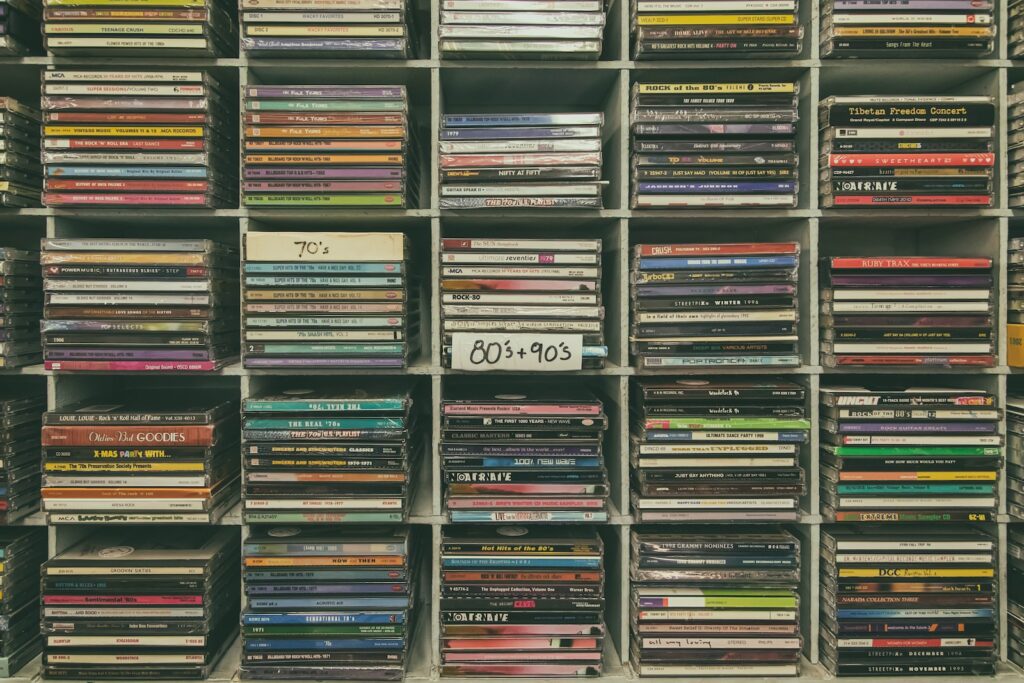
xmin=821 ymin=0 xmax=993 ymax=57
xmin=629 ymin=527 xmax=802 ymax=677
xmin=630 ymin=82 xmax=799 ymax=209
xmin=820 ymin=255 xmax=995 ymax=368
xmin=438 ymin=0 xmax=606 ymax=59
xmin=243 ymin=232 xmax=417 ymax=369
xmin=1010 ymin=90 xmax=1024 ymax=208
xmin=630 ymin=242 xmax=801 ymax=369
xmin=40 ymin=394 xmax=241 ymax=524
xmin=243 ymin=85 xmax=413 ymax=209
xmin=1010 ymin=526 xmax=1024 ymax=670
xmin=439 ymin=526 xmax=605 ymax=677
xmin=0 ymin=248 xmax=42 ymax=368
xmin=820 ymin=527 xmax=998 ymax=677
xmin=0 ymin=99 xmax=42 ymax=207
xmin=240 ymin=527 xmax=417 ymax=681
xmin=439 ymin=113 xmax=604 ymax=209
xmin=0 ymin=0 xmax=41 ymax=54
xmin=631 ymin=0 xmax=801 ymax=58
xmin=1013 ymin=0 xmax=1024 ymax=56
xmin=42 ymin=528 xmax=240 ymax=681
xmin=240 ymin=0 xmax=411 ymax=56
xmin=0 ymin=388 xmax=45 ymax=523
xmin=1011 ymin=239 xmax=1024 ymax=364
xmin=0 ymin=529 xmax=46 ymax=677
xmin=40 ymin=69 xmax=237 ymax=208
xmin=820 ymin=386 xmax=1002 ymax=524
xmin=440 ymin=387 xmax=609 ymax=523
xmin=1007 ymin=397 xmax=1024 ymax=518
xmin=40 ymin=238 xmax=240 ymax=372
xmin=242 ymin=384 xmax=420 ymax=524
xmin=819 ymin=95 xmax=996 ymax=208
xmin=631 ymin=379 xmax=807 ymax=523
xmin=42 ymin=0 xmax=237 ymax=55
xmin=439 ymin=238 xmax=606 ymax=367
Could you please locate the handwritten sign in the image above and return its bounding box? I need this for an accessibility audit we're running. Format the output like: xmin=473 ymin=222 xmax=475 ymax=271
xmin=451 ymin=333 xmax=584 ymax=372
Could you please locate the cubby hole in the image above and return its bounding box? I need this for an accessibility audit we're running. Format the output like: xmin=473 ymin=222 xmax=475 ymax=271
xmin=819 ymin=65 xmax=1001 ymax=211
xmin=625 ymin=373 xmax=814 ymax=519
xmin=628 ymin=216 xmax=813 ymax=371
xmin=626 ymin=66 xmax=813 ymax=212
xmin=244 ymin=216 xmax=431 ymax=372
xmin=243 ymin=373 xmax=432 ymax=520
xmin=245 ymin=65 xmax=432 ymax=211
xmin=438 ymin=67 xmax=624 ymax=211
xmin=436 ymin=0 xmax=624 ymax=63
xmin=438 ymin=216 xmax=623 ymax=369
xmin=437 ymin=374 xmax=625 ymax=517
xmin=817 ymin=216 xmax=1002 ymax=372
xmin=627 ymin=0 xmax=812 ymax=63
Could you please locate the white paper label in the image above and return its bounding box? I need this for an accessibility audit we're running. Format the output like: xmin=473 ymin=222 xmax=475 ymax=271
xmin=450 ymin=333 xmax=584 ymax=372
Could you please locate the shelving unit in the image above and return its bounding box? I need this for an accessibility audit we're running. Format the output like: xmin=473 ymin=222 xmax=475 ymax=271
xmin=1 ymin=1 xmax=1023 ymax=681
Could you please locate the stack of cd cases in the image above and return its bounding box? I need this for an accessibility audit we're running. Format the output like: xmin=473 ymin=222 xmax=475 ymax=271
xmin=820 ymin=385 xmax=1002 ymax=524
xmin=440 ymin=237 xmax=606 ymax=367
xmin=241 ymin=383 xmax=420 ymax=524
xmin=629 ymin=527 xmax=802 ymax=677
xmin=820 ymin=255 xmax=996 ymax=368
xmin=440 ymin=386 xmax=609 ymax=523
xmin=820 ymin=527 xmax=998 ymax=677
xmin=630 ymin=242 xmax=801 ymax=369
xmin=1010 ymin=525 xmax=1024 ymax=670
xmin=1009 ymin=396 xmax=1024 ymax=519
xmin=821 ymin=0 xmax=993 ymax=58
xmin=439 ymin=112 xmax=604 ymax=209
xmin=631 ymin=0 xmax=802 ymax=58
xmin=0 ymin=528 xmax=45 ymax=677
xmin=0 ymin=99 xmax=42 ymax=207
xmin=630 ymin=82 xmax=800 ymax=209
xmin=41 ymin=238 xmax=240 ymax=372
xmin=1010 ymin=88 xmax=1024 ymax=207
xmin=0 ymin=387 xmax=44 ymax=524
xmin=438 ymin=0 xmax=607 ymax=59
xmin=40 ymin=393 xmax=241 ymax=524
xmin=0 ymin=0 xmax=41 ymax=55
xmin=243 ymin=232 xmax=418 ymax=369
xmin=439 ymin=526 xmax=605 ymax=677
xmin=40 ymin=69 xmax=238 ymax=208
xmin=42 ymin=528 xmax=240 ymax=680
xmin=240 ymin=526 xmax=417 ymax=681
xmin=243 ymin=85 xmax=414 ymax=208
xmin=42 ymin=0 xmax=237 ymax=55
xmin=1011 ymin=238 xmax=1024 ymax=343
xmin=1013 ymin=0 xmax=1024 ymax=57
xmin=819 ymin=95 xmax=996 ymax=208
xmin=0 ymin=248 xmax=42 ymax=368
xmin=240 ymin=0 xmax=412 ymax=56
xmin=631 ymin=378 xmax=807 ymax=522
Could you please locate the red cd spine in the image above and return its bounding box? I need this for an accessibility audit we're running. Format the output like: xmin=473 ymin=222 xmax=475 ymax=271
xmin=828 ymin=153 xmax=995 ymax=167
xmin=42 ymin=423 xmax=219 ymax=447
